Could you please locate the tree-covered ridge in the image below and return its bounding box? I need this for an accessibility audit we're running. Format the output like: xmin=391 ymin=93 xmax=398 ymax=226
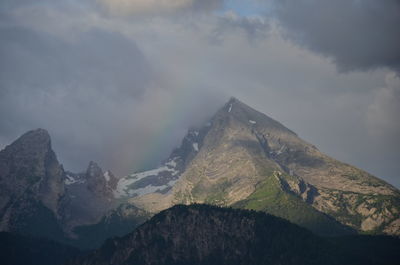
xmin=70 ymin=204 xmax=400 ymax=265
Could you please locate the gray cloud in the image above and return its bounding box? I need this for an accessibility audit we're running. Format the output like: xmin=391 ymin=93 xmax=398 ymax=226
xmin=210 ymin=11 xmax=269 ymax=43
xmin=271 ymin=0 xmax=400 ymax=72
xmin=0 ymin=10 xmax=157 ymax=174
xmin=366 ymin=72 xmax=400 ymax=140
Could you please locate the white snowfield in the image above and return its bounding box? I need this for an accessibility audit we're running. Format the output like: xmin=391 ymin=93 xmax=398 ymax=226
xmin=128 ymin=179 xmax=178 ymax=197
xmin=64 ymin=174 xmax=85 ymax=185
xmin=103 ymin=171 xmax=111 ymax=182
xmin=193 ymin=143 xmax=199 ymax=152
xmin=249 ymin=120 xmax=257 ymax=124
xmin=114 ymin=157 xmax=180 ymax=198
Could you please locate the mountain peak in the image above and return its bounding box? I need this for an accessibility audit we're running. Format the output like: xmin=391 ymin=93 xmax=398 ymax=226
xmin=86 ymin=161 xmax=103 ymax=178
xmin=0 ymin=128 xmax=55 ymax=169
xmin=20 ymin=128 xmax=50 ymax=140
xmin=225 ymin=96 xmax=247 ymax=109
xmin=8 ymin=128 xmax=52 ymax=152
xmin=217 ymin=97 xmax=296 ymax=136
xmin=227 ymin=96 xmax=239 ymax=103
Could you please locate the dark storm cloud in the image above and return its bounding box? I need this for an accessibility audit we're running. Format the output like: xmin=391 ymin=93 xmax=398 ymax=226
xmin=271 ymin=0 xmax=400 ymax=72
xmin=210 ymin=11 xmax=269 ymax=43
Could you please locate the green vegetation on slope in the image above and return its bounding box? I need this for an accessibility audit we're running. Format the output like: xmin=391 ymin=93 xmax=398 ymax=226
xmin=233 ymin=172 xmax=353 ymax=235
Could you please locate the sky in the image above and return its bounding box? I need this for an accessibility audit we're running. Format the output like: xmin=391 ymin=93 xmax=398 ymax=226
xmin=0 ymin=0 xmax=399 ymax=187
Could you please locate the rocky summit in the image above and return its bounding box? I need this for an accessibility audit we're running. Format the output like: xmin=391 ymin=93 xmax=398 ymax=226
xmin=125 ymin=98 xmax=400 ymax=236
xmin=0 ymin=129 xmax=67 ymax=240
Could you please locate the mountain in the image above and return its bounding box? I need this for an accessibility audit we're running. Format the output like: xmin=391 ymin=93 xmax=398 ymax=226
xmin=63 ymin=161 xmax=119 ymax=232
xmin=0 ymin=129 xmax=148 ymax=248
xmin=0 ymin=232 xmax=81 ymax=265
xmin=0 ymin=129 xmax=67 ymax=241
xmin=120 ymin=97 xmax=400 ymax=236
xmin=69 ymin=204 xmax=400 ymax=265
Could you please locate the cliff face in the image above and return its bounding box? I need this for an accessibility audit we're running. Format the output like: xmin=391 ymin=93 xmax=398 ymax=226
xmin=0 ymin=129 xmax=67 ymax=239
xmin=128 ymin=98 xmax=400 ymax=236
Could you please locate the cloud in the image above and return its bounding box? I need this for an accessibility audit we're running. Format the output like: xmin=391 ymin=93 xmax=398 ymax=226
xmin=97 ymin=0 xmax=223 ymax=16
xmin=0 ymin=12 xmax=157 ymax=174
xmin=367 ymin=72 xmax=400 ymax=138
xmin=210 ymin=11 xmax=269 ymax=42
xmin=271 ymin=0 xmax=400 ymax=72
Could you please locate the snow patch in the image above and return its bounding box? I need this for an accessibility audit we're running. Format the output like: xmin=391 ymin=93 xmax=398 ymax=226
xmin=165 ymin=158 xmax=178 ymax=168
xmin=126 ymin=179 xmax=178 ymax=197
xmin=249 ymin=120 xmax=256 ymax=124
xmin=103 ymin=171 xmax=110 ymax=182
xmin=276 ymin=145 xmax=286 ymax=155
xmin=114 ymin=161 xmax=181 ymax=198
xmin=65 ymin=175 xmax=77 ymax=185
xmin=193 ymin=143 xmax=199 ymax=152
xmin=64 ymin=174 xmax=85 ymax=185
xmin=228 ymin=104 xmax=232 ymax=112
